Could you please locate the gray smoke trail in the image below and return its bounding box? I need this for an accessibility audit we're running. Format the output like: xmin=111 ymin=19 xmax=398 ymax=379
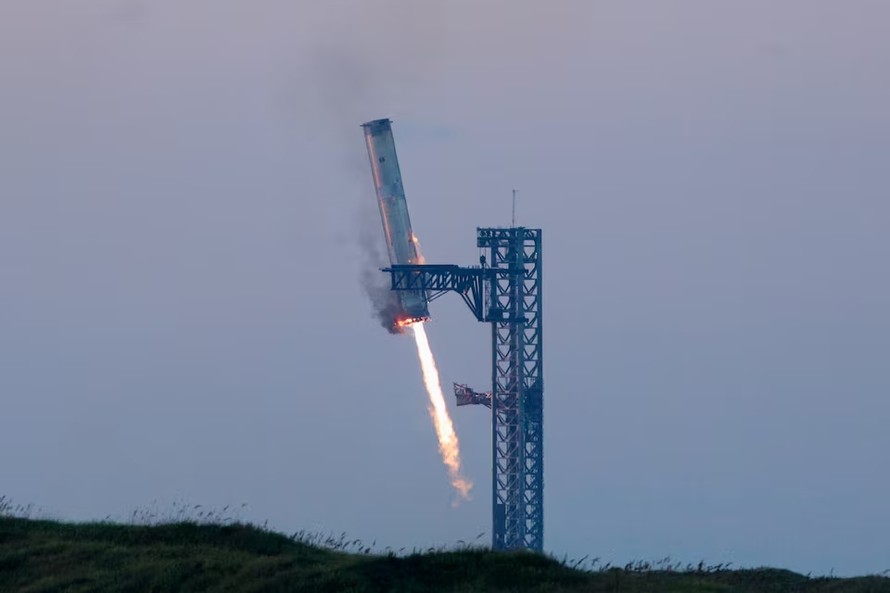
xmin=357 ymin=208 xmax=404 ymax=334
xmin=285 ymin=2 xmax=447 ymax=332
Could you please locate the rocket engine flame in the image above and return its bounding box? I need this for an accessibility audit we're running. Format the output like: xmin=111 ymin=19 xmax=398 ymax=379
xmin=410 ymin=321 xmax=472 ymax=501
xmin=362 ymin=120 xmax=468 ymax=499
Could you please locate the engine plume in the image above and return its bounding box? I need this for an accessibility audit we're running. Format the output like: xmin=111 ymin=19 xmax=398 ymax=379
xmin=411 ymin=322 xmax=472 ymax=501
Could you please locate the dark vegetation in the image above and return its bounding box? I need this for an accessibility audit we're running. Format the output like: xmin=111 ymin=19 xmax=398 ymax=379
xmin=1 ymin=498 xmax=888 ymax=592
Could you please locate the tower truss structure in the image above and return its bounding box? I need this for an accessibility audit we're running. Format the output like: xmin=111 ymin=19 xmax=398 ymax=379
xmin=384 ymin=227 xmax=543 ymax=551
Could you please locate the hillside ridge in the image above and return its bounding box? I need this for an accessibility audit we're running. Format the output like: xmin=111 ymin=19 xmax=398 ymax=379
xmin=1 ymin=517 xmax=888 ymax=592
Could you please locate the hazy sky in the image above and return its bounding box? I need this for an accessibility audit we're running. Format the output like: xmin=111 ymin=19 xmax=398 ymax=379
xmin=1 ymin=0 xmax=888 ymax=576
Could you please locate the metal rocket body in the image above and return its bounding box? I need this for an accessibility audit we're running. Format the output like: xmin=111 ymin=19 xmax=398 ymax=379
xmin=362 ymin=118 xmax=430 ymax=324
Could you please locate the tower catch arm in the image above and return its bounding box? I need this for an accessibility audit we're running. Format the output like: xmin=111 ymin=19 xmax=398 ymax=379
xmin=383 ymin=264 xmax=488 ymax=322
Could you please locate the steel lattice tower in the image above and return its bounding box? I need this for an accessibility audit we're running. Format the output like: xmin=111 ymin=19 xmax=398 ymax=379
xmin=480 ymin=228 xmax=543 ymax=550
xmin=384 ymin=227 xmax=543 ymax=551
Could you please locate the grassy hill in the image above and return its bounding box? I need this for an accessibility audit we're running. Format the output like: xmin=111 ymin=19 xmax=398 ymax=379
xmin=1 ymin=516 xmax=888 ymax=592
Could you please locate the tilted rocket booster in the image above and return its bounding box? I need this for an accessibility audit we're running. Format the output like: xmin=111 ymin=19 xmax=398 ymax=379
xmin=362 ymin=118 xmax=430 ymax=325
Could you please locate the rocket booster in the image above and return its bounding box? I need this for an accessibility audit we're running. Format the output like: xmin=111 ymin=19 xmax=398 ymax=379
xmin=362 ymin=118 xmax=430 ymax=324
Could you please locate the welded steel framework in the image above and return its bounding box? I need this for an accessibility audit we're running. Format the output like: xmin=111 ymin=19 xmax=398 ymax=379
xmin=479 ymin=227 xmax=543 ymax=551
xmin=384 ymin=227 xmax=543 ymax=552
xmin=386 ymin=264 xmax=486 ymax=321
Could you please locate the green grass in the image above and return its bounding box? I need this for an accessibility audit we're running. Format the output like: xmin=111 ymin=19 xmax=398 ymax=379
xmin=1 ymin=516 xmax=889 ymax=592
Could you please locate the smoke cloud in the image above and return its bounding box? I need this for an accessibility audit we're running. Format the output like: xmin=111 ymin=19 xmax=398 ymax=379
xmin=358 ymin=207 xmax=405 ymax=334
xmin=287 ymin=1 xmax=447 ymax=331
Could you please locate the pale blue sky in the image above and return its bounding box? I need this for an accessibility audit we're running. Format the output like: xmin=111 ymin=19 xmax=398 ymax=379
xmin=1 ymin=0 xmax=888 ymax=575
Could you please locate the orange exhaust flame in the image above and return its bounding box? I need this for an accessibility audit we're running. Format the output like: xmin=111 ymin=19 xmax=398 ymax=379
xmin=410 ymin=321 xmax=473 ymax=501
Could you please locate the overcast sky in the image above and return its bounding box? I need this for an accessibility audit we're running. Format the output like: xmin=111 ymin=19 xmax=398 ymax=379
xmin=1 ymin=0 xmax=888 ymax=576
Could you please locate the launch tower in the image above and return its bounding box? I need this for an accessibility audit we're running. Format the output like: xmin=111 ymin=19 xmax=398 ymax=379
xmin=385 ymin=228 xmax=543 ymax=551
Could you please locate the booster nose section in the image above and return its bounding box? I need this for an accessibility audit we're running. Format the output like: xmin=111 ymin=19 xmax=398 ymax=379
xmin=362 ymin=118 xmax=430 ymax=323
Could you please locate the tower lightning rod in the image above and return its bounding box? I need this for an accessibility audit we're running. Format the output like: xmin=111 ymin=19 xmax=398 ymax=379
xmin=512 ymin=189 xmax=517 ymax=227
